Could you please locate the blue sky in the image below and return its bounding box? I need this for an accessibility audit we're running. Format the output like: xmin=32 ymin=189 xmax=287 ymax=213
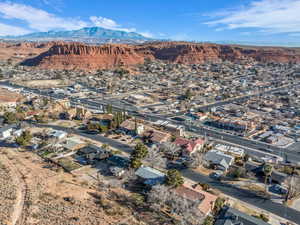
xmin=0 ymin=0 xmax=300 ymax=45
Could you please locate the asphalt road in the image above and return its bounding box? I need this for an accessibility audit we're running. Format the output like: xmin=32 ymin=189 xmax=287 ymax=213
xmin=35 ymin=124 xmax=133 ymax=154
xmin=33 ymin=123 xmax=300 ymax=223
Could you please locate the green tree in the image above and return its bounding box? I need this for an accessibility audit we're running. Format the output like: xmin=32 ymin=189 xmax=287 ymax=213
xmin=243 ymin=153 xmax=250 ymax=162
xmin=99 ymin=124 xmax=108 ymax=133
xmin=87 ymin=122 xmax=99 ymax=131
xmin=15 ymin=130 xmax=32 ymax=146
xmin=122 ymin=110 xmax=127 ymax=122
xmin=203 ymin=216 xmax=214 ymax=225
xmin=132 ymin=142 xmax=148 ymax=159
xmin=134 ymin=117 xmax=138 ymax=134
xmin=130 ymin=158 xmax=143 ymax=169
xmin=166 ymin=169 xmax=184 ymax=188
xmin=16 ymin=105 xmax=24 ymax=113
xmin=184 ymin=88 xmax=193 ymax=100
xmin=3 ymin=112 xmax=18 ymax=124
xmin=199 ymin=183 xmax=210 ymax=191
xmin=34 ymin=114 xmax=45 ymax=123
xmin=263 ymin=164 xmax=273 ymax=193
xmin=232 ymin=167 xmax=244 ymax=179
xmin=101 ymin=144 xmax=109 ymax=150
xmin=213 ymin=197 xmax=225 ymax=214
xmin=130 ymin=142 xmax=148 ymax=169
xmin=253 ymin=214 xmax=269 ymax=222
xmin=106 ymin=104 xmax=113 ymax=114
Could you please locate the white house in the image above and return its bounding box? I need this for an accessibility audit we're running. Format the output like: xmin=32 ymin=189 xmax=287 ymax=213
xmin=0 ymin=125 xmax=14 ymax=139
xmin=49 ymin=130 xmax=68 ymax=139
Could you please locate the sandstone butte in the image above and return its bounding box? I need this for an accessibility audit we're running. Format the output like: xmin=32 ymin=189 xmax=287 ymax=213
xmin=4 ymin=41 xmax=300 ymax=70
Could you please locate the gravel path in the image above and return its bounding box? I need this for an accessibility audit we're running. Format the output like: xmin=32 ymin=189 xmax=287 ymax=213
xmin=0 ymin=153 xmax=18 ymax=225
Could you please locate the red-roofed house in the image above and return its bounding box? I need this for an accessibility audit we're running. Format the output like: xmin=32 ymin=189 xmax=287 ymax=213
xmin=174 ymin=137 xmax=205 ymax=156
xmin=143 ymin=129 xmax=171 ymax=145
xmin=174 ymin=183 xmax=218 ymax=216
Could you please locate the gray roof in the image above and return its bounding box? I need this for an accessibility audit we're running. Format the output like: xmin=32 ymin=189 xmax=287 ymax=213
xmin=135 ymin=166 xmax=165 ymax=180
xmin=219 ymin=158 xmax=229 ymax=170
xmin=215 ymin=206 xmax=271 ymax=225
xmin=205 ymin=150 xmax=234 ymax=167
xmin=0 ymin=124 xmax=15 ymax=133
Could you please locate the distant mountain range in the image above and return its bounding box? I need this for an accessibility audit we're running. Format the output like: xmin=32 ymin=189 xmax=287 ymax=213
xmin=1 ymin=27 xmax=152 ymax=44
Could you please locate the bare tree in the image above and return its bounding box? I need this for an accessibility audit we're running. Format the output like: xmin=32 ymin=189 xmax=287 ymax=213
xmin=286 ymin=176 xmax=300 ymax=200
xmin=147 ymin=185 xmax=205 ymax=225
xmin=148 ymin=184 xmax=170 ymax=210
xmin=160 ymin=142 xmax=181 ymax=159
xmin=186 ymin=151 xmax=205 ymax=168
xmin=144 ymin=147 xmax=167 ymax=169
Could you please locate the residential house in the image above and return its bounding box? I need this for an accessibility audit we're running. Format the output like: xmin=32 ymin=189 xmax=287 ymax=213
xmin=135 ymin=166 xmax=165 ymax=186
xmin=109 ymin=166 xmax=126 ymax=177
xmin=215 ymin=206 xmax=270 ymax=225
xmin=49 ymin=130 xmax=67 ymax=140
xmin=106 ymin=155 xmax=129 ymax=168
xmin=78 ymin=144 xmax=110 ymax=161
xmin=61 ymin=137 xmax=86 ymax=151
xmin=60 ymin=108 xmax=77 ymax=120
xmin=143 ymin=129 xmax=171 ymax=145
xmin=0 ymin=125 xmax=14 ymax=139
xmin=204 ymin=150 xmax=234 ymax=171
xmin=174 ymin=183 xmax=218 ymax=216
xmin=164 ymin=123 xmax=185 ymax=136
xmin=271 ymin=171 xmax=289 ymax=186
xmin=174 ymin=137 xmax=205 ymax=156
xmin=214 ymin=144 xmax=245 ymax=158
xmin=25 ymin=111 xmax=40 ymax=120
xmin=12 ymin=127 xmax=23 ymax=137
xmin=119 ymin=120 xmax=144 ymax=135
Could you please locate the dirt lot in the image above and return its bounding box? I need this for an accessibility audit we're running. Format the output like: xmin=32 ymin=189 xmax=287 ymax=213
xmin=0 ymin=148 xmax=144 ymax=225
xmin=15 ymin=79 xmax=70 ymax=88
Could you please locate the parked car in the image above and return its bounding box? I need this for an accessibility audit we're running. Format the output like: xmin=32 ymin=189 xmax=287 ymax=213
xmin=209 ymin=171 xmax=223 ymax=180
xmin=84 ymin=130 xmax=99 ymax=135
xmin=269 ymin=184 xmax=288 ymax=195
xmin=167 ymin=161 xmax=187 ymax=170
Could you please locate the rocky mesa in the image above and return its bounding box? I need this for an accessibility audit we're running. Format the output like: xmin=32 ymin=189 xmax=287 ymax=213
xmin=20 ymin=42 xmax=300 ymax=70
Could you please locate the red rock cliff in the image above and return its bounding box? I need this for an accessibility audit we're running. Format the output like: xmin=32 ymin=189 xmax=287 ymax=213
xmin=21 ymin=42 xmax=300 ymax=70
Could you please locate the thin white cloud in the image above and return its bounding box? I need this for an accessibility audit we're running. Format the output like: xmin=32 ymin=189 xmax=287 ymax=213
xmin=0 ymin=22 xmax=30 ymax=36
xmin=89 ymin=16 xmax=136 ymax=32
xmin=205 ymin=0 xmax=300 ymax=34
xmin=0 ymin=2 xmax=152 ymax=37
xmin=139 ymin=31 xmax=154 ymax=38
xmin=0 ymin=2 xmax=87 ymax=31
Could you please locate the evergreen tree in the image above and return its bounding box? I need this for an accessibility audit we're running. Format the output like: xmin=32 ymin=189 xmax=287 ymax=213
xmin=166 ymin=169 xmax=184 ymax=188
xmin=15 ymin=130 xmax=32 ymax=146
xmin=130 ymin=142 xmax=148 ymax=169
xmin=3 ymin=112 xmax=18 ymax=124
xmin=134 ymin=117 xmax=138 ymax=134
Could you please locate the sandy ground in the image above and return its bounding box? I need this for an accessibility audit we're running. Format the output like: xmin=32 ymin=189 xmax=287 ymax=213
xmin=0 ymin=147 xmax=142 ymax=225
xmin=0 ymin=152 xmax=17 ymax=225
